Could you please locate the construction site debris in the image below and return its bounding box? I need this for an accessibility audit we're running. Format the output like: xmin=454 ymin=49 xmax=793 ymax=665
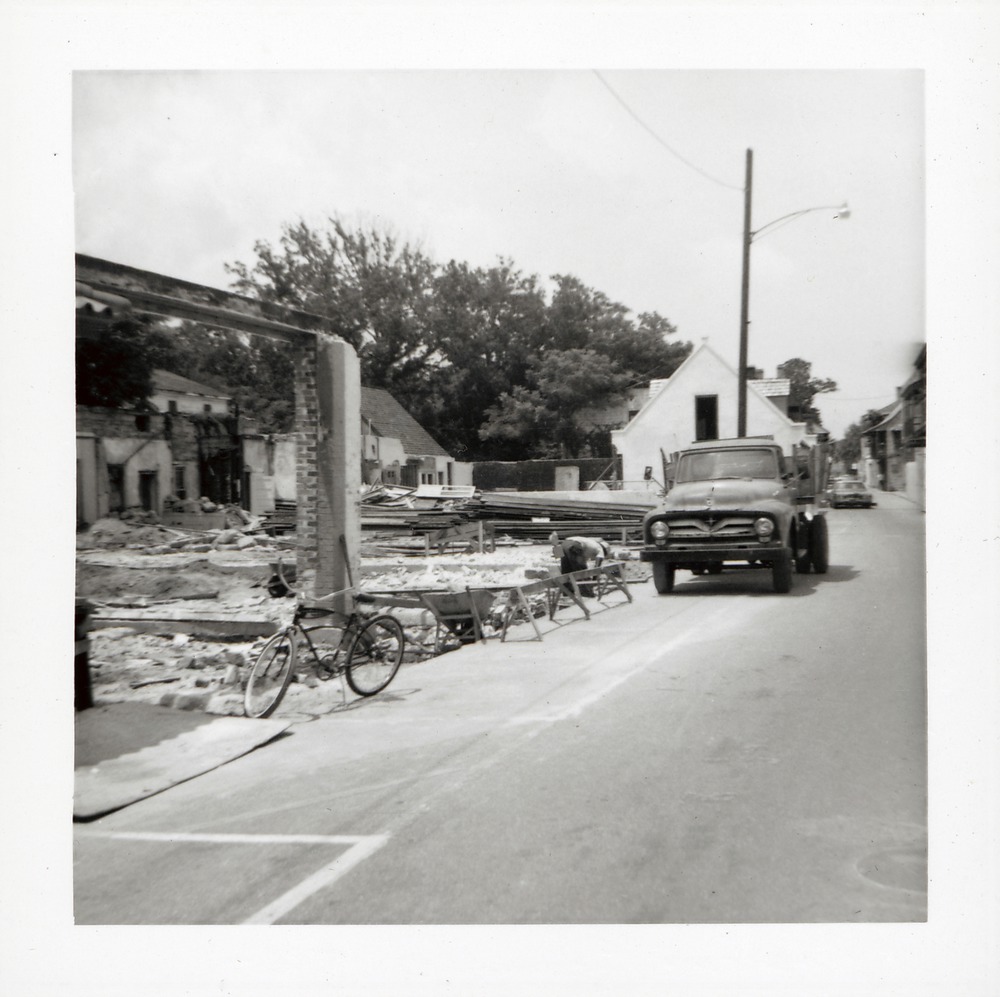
xmin=76 ymin=505 xmax=651 ymax=713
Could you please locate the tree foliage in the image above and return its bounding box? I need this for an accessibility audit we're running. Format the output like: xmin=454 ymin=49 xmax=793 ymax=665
xmin=76 ymin=319 xmax=159 ymax=409
xmin=77 ymin=216 xmax=693 ymax=458
xmin=480 ymin=348 xmax=635 ymax=458
xmin=225 ymin=217 xmax=692 ymax=459
xmin=779 ymin=357 xmax=838 ymax=427
xmin=834 ymin=408 xmax=885 ymax=468
xmin=225 ymin=219 xmax=438 ymax=402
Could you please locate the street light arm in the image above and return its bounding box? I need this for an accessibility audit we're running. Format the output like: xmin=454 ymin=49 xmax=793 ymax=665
xmin=751 ymin=203 xmax=849 ymax=241
xmin=737 ymin=146 xmax=849 ymax=438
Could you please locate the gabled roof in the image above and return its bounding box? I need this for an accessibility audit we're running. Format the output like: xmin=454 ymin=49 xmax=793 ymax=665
xmin=152 ymin=369 xmax=232 ymax=399
xmin=620 ymin=341 xmax=809 ymax=437
xmin=637 ymin=342 xmax=797 ymax=415
xmin=361 ymin=386 xmax=451 ymax=458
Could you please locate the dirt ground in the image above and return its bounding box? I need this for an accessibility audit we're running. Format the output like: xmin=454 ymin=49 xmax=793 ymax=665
xmin=76 ymin=518 xmax=642 ymax=715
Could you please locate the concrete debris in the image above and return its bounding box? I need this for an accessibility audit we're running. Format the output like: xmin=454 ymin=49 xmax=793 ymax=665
xmin=78 ymin=516 xmax=650 ymax=714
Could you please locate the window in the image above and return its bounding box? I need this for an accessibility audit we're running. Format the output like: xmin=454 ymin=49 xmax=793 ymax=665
xmin=135 ymin=414 xmax=151 ymax=432
xmin=168 ymin=400 xmax=178 ymax=413
xmin=203 ymin=404 xmax=213 ymax=413
xmin=173 ymin=464 xmax=187 ymax=500
xmin=694 ymin=395 xmax=718 ymax=441
xmin=676 ymin=448 xmax=778 ymax=482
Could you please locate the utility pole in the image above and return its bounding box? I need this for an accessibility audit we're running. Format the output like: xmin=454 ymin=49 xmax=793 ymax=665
xmin=738 ymin=148 xmax=753 ymax=438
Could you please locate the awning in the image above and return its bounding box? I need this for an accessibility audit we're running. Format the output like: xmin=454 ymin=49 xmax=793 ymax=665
xmin=76 ymin=281 xmax=133 ymax=318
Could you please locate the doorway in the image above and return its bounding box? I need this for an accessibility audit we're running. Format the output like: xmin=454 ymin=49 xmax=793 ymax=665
xmin=138 ymin=470 xmax=158 ymax=512
xmin=107 ymin=464 xmax=125 ymax=513
xmin=695 ymin=395 xmax=719 ymax=441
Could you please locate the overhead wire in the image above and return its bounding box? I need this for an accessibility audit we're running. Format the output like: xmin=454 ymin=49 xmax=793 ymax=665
xmin=592 ymin=70 xmax=744 ymax=193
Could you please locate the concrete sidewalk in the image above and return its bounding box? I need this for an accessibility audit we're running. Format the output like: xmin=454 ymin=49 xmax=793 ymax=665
xmin=73 ymin=574 xmax=640 ymax=817
xmin=74 ymin=703 xmax=290 ymax=820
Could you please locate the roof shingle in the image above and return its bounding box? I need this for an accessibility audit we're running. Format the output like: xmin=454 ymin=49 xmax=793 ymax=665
xmin=360 ymin=386 xmax=451 ymax=458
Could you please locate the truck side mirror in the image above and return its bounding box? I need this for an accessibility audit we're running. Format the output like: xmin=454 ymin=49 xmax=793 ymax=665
xmin=643 ymin=466 xmax=653 ymax=481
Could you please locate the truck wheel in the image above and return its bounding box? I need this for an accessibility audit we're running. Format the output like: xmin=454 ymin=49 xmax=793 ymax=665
xmin=795 ymin=543 xmax=811 ymax=573
xmin=652 ymin=562 xmax=675 ymax=594
xmin=809 ymin=516 xmax=829 ymax=574
xmin=772 ymin=555 xmax=793 ymax=593
xmin=707 ymin=562 xmax=723 ymax=575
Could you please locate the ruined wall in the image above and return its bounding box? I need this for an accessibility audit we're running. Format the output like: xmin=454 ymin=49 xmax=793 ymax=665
xmin=472 ymin=458 xmax=618 ymax=492
xmin=294 ymin=336 xmax=362 ymax=600
xmin=76 ymin=406 xmax=166 ymax=439
xmin=77 ymin=257 xmax=360 ymax=591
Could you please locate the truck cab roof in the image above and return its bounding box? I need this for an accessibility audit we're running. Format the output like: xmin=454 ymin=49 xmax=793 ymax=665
xmin=680 ymin=437 xmax=777 ymax=452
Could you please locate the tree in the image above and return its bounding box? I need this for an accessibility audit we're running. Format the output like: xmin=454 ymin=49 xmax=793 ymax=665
xmin=226 ymin=216 xmax=693 ymax=460
xmin=479 ymin=348 xmax=633 ymax=458
xmin=418 ymin=259 xmax=549 ymax=456
xmin=834 ymin=409 xmax=884 ymax=469
xmin=226 ymin=218 xmax=438 ymax=401
xmin=76 ymin=318 xmax=158 ymax=409
xmin=544 ymin=275 xmax=686 ymax=380
xmin=778 ymin=358 xmax=838 ymax=427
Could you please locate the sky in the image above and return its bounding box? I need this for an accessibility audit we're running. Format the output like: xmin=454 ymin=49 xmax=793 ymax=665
xmin=72 ymin=68 xmax=925 ymax=437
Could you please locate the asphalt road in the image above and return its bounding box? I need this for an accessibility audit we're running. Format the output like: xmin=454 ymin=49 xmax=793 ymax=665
xmin=74 ymin=491 xmax=926 ymax=925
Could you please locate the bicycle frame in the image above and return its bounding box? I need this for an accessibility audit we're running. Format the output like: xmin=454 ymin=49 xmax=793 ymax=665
xmin=295 ymin=618 xmax=355 ymax=680
xmin=245 ymin=555 xmax=406 ymax=718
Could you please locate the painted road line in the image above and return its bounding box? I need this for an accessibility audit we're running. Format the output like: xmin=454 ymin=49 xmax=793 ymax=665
xmin=242 ymin=834 xmax=390 ymax=924
xmin=75 ymin=830 xmax=390 ymax=924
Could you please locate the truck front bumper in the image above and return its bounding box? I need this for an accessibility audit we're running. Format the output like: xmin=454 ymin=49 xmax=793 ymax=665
xmin=640 ymin=542 xmax=787 ymax=565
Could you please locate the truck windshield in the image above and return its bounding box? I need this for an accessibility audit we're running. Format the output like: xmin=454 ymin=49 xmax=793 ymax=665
xmin=675 ymin=448 xmax=779 ymax=482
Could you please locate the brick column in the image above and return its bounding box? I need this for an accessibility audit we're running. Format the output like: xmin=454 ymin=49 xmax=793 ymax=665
xmin=295 ymin=334 xmax=361 ymax=608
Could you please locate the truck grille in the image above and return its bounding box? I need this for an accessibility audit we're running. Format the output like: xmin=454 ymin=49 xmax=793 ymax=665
xmin=664 ymin=516 xmax=757 ymax=540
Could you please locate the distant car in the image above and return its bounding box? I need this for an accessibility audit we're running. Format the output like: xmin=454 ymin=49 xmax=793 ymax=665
xmin=829 ymin=479 xmax=875 ymax=509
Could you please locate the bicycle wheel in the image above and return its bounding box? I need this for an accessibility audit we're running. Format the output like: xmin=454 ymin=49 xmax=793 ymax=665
xmin=244 ymin=631 xmax=296 ymax=718
xmin=346 ymin=615 xmax=404 ymax=696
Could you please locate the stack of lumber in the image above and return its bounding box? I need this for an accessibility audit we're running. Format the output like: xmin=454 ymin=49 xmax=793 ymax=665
xmin=488 ymin=519 xmax=646 ymax=542
xmin=470 ymin=491 xmax=656 ymax=522
xmin=462 ymin=492 xmax=657 ymax=543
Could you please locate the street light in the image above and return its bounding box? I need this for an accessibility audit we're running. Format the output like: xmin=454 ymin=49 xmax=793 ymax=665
xmin=737 ymin=148 xmax=849 ymax=437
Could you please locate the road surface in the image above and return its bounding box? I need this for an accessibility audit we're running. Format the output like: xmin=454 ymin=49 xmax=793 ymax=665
xmin=75 ymin=491 xmax=926 ymax=924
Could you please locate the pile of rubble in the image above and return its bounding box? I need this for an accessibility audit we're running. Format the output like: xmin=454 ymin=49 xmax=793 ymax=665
xmin=78 ymin=505 xmax=295 ymax=556
xmin=76 ymin=512 xmax=649 ymax=716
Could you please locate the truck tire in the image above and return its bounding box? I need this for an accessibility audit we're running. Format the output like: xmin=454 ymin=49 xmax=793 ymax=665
xmin=652 ymin=561 xmax=675 ymax=594
xmin=808 ymin=515 xmax=829 ymax=574
xmin=772 ymin=554 xmax=793 ymax=593
xmin=795 ymin=532 xmax=812 ymax=573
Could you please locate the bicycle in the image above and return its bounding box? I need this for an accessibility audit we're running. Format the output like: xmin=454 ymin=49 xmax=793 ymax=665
xmin=244 ymin=560 xmax=405 ymax=719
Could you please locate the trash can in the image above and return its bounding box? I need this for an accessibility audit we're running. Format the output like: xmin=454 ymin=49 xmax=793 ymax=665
xmin=75 ymin=598 xmax=93 ymax=711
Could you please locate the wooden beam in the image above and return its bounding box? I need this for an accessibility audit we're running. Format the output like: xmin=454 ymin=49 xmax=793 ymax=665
xmin=76 ymin=254 xmax=330 ymax=343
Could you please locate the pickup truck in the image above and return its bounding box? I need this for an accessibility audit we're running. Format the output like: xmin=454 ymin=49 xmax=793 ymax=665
xmin=639 ymin=437 xmax=829 ymax=594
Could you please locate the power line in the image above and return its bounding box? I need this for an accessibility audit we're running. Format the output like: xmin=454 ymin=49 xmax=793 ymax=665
xmin=593 ymin=71 xmax=743 ymax=193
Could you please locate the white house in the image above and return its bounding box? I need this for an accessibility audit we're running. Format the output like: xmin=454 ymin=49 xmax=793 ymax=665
xmin=149 ymin=369 xmax=233 ymax=415
xmin=611 ymin=342 xmax=815 ymax=485
xmin=241 ymin=385 xmax=466 ymax=510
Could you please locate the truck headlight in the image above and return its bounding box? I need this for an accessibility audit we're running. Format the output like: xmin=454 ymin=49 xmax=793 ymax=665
xmin=650 ymin=521 xmax=670 ymax=539
xmin=754 ymin=517 xmax=775 ymax=538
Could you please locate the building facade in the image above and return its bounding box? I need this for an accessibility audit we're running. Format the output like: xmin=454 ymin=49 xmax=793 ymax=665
xmin=860 ymin=344 xmax=926 ymax=507
xmin=610 ymin=342 xmax=815 ymax=486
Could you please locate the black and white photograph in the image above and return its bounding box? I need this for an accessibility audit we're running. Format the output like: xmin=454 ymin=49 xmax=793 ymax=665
xmin=3 ymin=3 xmax=998 ymax=995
